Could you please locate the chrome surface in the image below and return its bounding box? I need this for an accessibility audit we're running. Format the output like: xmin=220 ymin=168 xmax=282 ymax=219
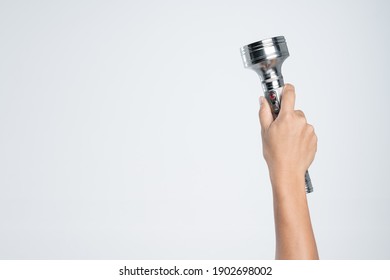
xmin=240 ymin=36 xmax=313 ymax=194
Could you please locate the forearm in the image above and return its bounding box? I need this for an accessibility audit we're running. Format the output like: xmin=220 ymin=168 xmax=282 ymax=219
xmin=259 ymin=85 xmax=319 ymax=259
xmin=270 ymin=172 xmax=319 ymax=260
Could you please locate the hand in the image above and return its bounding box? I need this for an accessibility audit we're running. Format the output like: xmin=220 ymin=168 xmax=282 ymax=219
xmin=259 ymin=84 xmax=317 ymax=193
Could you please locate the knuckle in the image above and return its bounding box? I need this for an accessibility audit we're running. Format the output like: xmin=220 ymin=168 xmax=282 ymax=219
xmin=295 ymin=110 xmax=306 ymax=119
xmin=299 ymin=116 xmax=307 ymax=126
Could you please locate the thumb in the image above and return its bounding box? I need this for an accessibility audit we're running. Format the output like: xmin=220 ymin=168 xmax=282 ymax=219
xmin=259 ymin=96 xmax=273 ymax=131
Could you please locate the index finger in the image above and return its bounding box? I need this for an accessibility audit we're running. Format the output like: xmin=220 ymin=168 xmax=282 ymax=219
xmin=280 ymin=84 xmax=296 ymax=114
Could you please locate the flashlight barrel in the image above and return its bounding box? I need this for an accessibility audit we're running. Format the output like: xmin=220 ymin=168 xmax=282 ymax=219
xmin=305 ymin=171 xmax=313 ymax=193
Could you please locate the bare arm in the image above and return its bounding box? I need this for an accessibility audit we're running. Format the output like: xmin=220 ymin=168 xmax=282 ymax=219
xmin=259 ymin=84 xmax=319 ymax=260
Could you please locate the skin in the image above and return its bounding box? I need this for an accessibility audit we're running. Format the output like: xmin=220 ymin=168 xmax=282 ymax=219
xmin=259 ymin=84 xmax=319 ymax=260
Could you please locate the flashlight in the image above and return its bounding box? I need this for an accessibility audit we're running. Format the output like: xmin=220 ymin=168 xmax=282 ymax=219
xmin=240 ymin=36 xmax=313 ymax=194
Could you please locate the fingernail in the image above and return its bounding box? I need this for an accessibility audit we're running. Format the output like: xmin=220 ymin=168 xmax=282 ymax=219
xmin=259 ymin=96 xmax=264 ymax=107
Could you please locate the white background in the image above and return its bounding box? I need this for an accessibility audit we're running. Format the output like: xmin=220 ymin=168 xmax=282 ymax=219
xmin=0 ymin=0 xmax=389 ymax=259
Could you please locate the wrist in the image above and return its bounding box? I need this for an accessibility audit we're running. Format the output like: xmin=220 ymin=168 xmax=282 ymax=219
xmin=268 ymin=168 xmax=307 ymax=198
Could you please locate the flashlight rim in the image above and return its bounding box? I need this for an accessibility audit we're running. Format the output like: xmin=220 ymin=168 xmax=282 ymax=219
xmin=240 ymin=36 xmax=289 ymax=68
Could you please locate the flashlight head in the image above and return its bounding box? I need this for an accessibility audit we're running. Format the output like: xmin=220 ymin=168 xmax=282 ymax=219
xmin=240 ymin=36 xmax=289 ymax=91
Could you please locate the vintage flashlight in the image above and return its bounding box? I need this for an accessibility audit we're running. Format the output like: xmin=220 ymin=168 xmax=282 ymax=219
xmin=240 ymin=36 xmax=313 ymax=193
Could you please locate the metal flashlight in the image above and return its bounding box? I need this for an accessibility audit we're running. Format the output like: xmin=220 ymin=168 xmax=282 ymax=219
xmin=240 ymin=36 xmax=313 ymax=194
